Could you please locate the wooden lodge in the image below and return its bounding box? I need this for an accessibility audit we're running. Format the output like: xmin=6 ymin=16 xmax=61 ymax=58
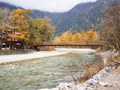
xmin=0 ymin=29 xmax=23 ymax=49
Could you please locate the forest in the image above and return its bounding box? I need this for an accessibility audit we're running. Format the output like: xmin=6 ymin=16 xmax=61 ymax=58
xmin=53 ymin=29 xmax=99 ymax=44
xmin=0 ymin=0 xmax=120 ymax=51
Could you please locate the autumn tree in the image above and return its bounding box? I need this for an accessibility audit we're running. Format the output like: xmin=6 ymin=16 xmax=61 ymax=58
xmin=28 ymin=18 xmax=42 ymax=47
xmin=59 ymin=33 xmax=68 ymax=43
xmin=67 ymin=33 xmax=74 ymax=42
xmin=0 ymin=8 xmax=54 ymax=50
xmin=73 ymin=32 xmax=82 ymax=43
xmin=28 ymin=17 xmax=55 ymax=48
xmin=0 ymin=8 xmax=11 ymax=49
xmin=10 ymin=8 xmax=31 ymax=49
xmin=80 ymin=30 xmax=89 ymax=44
xmin=87 ymin=29 xmax=98 ymax=43
xmin=101 ymin=0 xmax=120 ymax=50
xmin=40 ymin=16 xmax=55 ymax=42
xmin=53 ymin=30 xmax=99 ymax=44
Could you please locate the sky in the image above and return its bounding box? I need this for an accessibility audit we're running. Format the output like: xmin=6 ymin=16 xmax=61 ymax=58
xmin=0 ymin=0 xmax=97 ymax=12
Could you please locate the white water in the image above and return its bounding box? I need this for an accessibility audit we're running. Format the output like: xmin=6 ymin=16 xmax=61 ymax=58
xmin=0 ymin=48 xmax=99 ymax=90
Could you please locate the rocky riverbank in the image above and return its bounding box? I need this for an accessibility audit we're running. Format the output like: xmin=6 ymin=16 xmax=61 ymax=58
xmin=38 ymin=61 xmax=120 ymax=90
xmin=96 ymin=62 xmax=120 ymax=90
xmin=38 ymin=50 xmax=120 ymax=90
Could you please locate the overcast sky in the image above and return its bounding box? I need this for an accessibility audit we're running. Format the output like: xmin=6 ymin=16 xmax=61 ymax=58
xmin=0 ymin=0 xmax=97 ymax=12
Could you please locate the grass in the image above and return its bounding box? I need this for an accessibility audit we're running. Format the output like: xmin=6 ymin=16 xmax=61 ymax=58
xmin=77 ymin=64 xmax=102 ymax=83
xmin=105 ymin=51 xmax=120 ymax=66
xmin=63 ymin=63 xmax=103 ymax=83
xmin=117 ymin=52 xmax=120 ymax=59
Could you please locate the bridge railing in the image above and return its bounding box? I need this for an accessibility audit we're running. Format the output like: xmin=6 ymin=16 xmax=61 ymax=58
xmin=37 ymin=43 xmax=103 ymax=48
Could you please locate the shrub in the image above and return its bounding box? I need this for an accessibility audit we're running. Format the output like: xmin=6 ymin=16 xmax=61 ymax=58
xmin=62 ymin=63 xmax=103 ymax=83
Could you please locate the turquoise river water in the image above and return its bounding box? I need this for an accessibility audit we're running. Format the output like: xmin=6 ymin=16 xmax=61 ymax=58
xmin=0 ymin=51 xmax=101 ymax=90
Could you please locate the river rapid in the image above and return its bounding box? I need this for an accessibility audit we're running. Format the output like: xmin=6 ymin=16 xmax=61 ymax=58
xmin=0 ymin=49 xmax=102 ymax=90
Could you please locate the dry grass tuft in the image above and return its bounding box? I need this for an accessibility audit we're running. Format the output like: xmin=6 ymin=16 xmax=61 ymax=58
xmin=78 ymin=65 xmax=102 ymax=83
xmin=63 ymin=63 xmax=103 ymax=83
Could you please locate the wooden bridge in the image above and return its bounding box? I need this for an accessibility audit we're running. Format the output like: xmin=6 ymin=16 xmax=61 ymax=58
xmin=37 ymin=43 xmax=103 ymax=49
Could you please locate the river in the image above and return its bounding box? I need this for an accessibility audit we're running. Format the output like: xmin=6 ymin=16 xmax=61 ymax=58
xmin=0 ymin=49 xmax=102 ymax=90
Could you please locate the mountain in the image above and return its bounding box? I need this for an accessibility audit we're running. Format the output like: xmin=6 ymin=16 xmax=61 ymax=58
xmin=0 ymin=2 xmax=18 ymax=10
xmin=30 ymin=10 xmax=62 ymax=25
xmin=0 ymin=2 xmax=62 ymax=27
xmin=29 ymin=1 xmax=104 ymax=34
xmin=54 ymin=1 xmax=105 ymax=33
xmin=58 ymin=0 xmax=114 ymax=33
xmin=30 ymin=0 xmax=106 ymax=34
xmin=0 ymin=0 xmax=113 ymax=34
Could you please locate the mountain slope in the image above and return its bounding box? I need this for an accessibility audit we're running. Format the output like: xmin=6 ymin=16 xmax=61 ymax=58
xmin=0 ymin=2 xmax=62 ymax=26
xmin=55 ymin=1 xmax=104 ymax=33
xmin=31 ymin=10 xmax=62 ymax=25
xmin=0 ymin=0 xmax=113 ymax=34
xmin=0 ymin=2 xmax=18 ymax=10
xmin=55 ymin=0 xmax=114 ymax=33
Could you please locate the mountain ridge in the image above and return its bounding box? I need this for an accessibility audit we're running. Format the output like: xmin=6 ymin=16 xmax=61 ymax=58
xmin=0 ymin=0 xmax=111 ymax=34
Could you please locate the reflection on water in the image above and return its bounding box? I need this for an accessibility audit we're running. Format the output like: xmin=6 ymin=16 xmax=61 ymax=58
xmin=0 ymin=51 xmax=101 ymax=90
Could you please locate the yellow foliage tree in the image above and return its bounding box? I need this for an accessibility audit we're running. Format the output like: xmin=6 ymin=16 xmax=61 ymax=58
xmin=81 ymin=30 xmax=89 ymax=44
xmin=10 ymin=8 xmax=31 ymax=49
xmin=53 ymin=29 xmax=99 ymax=44
xmin=59 ymin=33 xmax=68 ymax=43
xmin=67 ymin=33 xmax=74 ymax=42
xmin=87 ymin=29 xmax=98 ymax=43
xmin=73 ymin=32 xmax=82 ymax=43
xmin=28 ymin=17 xmax=55 ymax=47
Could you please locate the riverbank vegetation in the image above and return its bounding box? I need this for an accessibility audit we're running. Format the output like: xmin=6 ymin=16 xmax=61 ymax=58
xmin=65 ymin=63 xmax=103 ymax=83
xmin=53 ymin=29 xmax=99 ymax=44
xmin=98 ymin=0 xmax=120 ymax=67
xmin=0 ymin=8 xmax=55 ymax=50
xmin=100 ymin=0 xmax=120 ymax=51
